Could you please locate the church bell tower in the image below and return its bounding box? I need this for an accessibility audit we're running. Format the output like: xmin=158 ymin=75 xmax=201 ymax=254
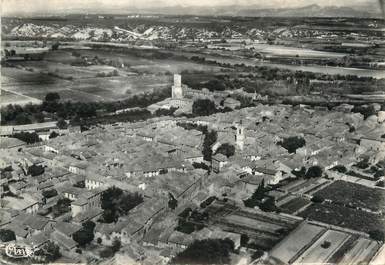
xmin=235 ymin=120 xmax=245 ymax=151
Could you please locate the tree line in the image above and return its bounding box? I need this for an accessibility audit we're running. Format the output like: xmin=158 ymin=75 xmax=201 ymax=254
xmin=1 ymin=88 xmax=171 ymax=126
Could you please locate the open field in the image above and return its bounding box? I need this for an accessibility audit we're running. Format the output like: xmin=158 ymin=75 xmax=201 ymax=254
xmin=0 ymin=89 xmax=42 ymax=107
xmin=18 ymin=60 xmax=110 ymax=79
xmin=246 ymin=43 xmax=348 ymax=58
xmin=170 ymin=49 xmax=385 ymax=79
xmin=1 ymin=47 xmax=227 ymax=106
xmin=73 ymin=48 xmax=226 ymax=74
xmin=298 ymin=203 xmax=385 ymax=234
xmin=1 ymin=63 xmax=174 ymax=105
xmin=314 ymin=180 xmax=385 ymax=212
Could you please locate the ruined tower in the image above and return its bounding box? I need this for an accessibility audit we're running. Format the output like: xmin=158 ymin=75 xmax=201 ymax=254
xmin=171 ymin=74 xmax=183 ymax=99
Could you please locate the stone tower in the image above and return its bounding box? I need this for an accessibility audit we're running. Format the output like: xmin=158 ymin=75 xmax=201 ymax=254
xmin=235 ymin=120 xmax=245 ymax=151
xmin=172 ymin=74 xmax=183 ymax=99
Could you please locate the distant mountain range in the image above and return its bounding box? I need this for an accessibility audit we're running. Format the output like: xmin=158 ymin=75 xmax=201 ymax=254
xmin=5 ymin=4 xmax=382 ymax=18
xmin=126 ymin=4 xmax=381 ymax=18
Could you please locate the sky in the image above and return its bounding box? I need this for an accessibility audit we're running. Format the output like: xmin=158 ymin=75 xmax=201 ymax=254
xmin=1 ymin=0 xmax=374 ymax=15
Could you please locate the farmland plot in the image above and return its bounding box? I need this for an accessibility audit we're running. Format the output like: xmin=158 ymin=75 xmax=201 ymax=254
xmin=293 ymin=230 xmax=350 ymax=264
xmin=338 ymin=237 xmax=381 ymax=265
xmin=299 ymin=203 xmax=385 ymax=233
xmin=269 ymin=222 xmax=326 ymax=264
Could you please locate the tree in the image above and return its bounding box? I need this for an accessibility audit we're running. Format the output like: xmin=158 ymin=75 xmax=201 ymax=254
xmin=35 ymin=241 xmax=61 ymax=262
xmin=321 ymin=241 xmax=331 ymax=249
xmin=168 ymin=193 xmax=178 ymax=210
xmin=0 ymin=229 xmax=16 ymax=242
xmin=56 ymin=119 xmax=68 ymax=129
xmin=192 ymin=162 xmax=210 ymax=171
xmin=251 ymin=249 xmax=264 ymax=260
xmin=244 ymin=180 xmax=265 ymax=208
xmin=172 ymin=238 xmax=235 ymax=264
xmin=352 ymin=104 xmax=376 ymax=119
xmin=72 ymin=221 xmax=95 ymax=246
xmin=99 ymin=247 xmax=114 ymax=258
xmin=202 ymin=130 xmax=217 ymax=161
xmin=376 ymin=180 xmax=385 ymax=187
xmin=52 ymin=198 xmax=71 ymax=217
xmin=14 ymin=113 xmax=31 ymax=125
xmin=28 ymin=164 xmax=45 ymax=176
xmin=13 ymin=132 xmax=41 ymax=144
xmin=292 ymin=167 xmax=306 ymax=178
xmin=42 ymin=189 xmax=58 ymax=199
xmin=155 ymin=107 xmax=177 ymax=117
xmin=216 ymin=143 xmax=235 ymax=158
xmin=277 ymin=136 xmax=306 ymax=154
xmin=240 ymin=234 xmax=249 ymax=247
xmin=311 ymin=195 xmax=324 ymax=203
xmin=49 ymin=131 xmax=59 ymax=139
xmin=331 ymin=165 xmax=347 ymax=173
xmin=204 ymin=79 xmax=226 ymax=91
xmin=176 ymin=219 xmax=196 ymax=234
xmin=369 ymin=230 xmax=385 ymax=242
xmin=305 ymin=166 xmax=323 ymax=178
xmin=45 ymin=92 xmax=60 ymax=102
xmin=100 ymin=187 xmax=143 ymax=223
xmin=111 ymin=238 xmax=121 ymax=252
xmin=33 ymin=112 xmax=45 ymax=123
xmin=192 ymin=99 xmax=217 ymax=116
xmin=259 ymin=197 xmax=277 ymax=212
xmin=51 ymin=42 xmax=60 ymax=51
xmin=73 ymin=180 xmax=85 ymax=188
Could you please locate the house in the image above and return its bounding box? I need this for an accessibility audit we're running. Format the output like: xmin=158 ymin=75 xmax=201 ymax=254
xmin=136 ymin=133 xmax=155 ymax=142
xmin=3 ymin=223 xmax=29 ymax=240
xmin=44 ymin=145 xmax=59 ymax=154
xmin=360 ymin=137 xmax=385 ymax=152
xmin=8 ymin=181 xmax=28 ymax=195
xmin=252 ymin=167 xmax=283 ymax=185
xmin=72 ymin=208 xmax=103 ymax=225
xmin=22 ymin=231 xmax=50 ymax=249
xmin=51 ymin=222 xmax=81 ymax=252
xmin=236 ymin=174 xmax=269 ymax=195
xmin=13 ymin=213 xmax=54 ymax=234
xmin=62 ymin=186 xmax=84 ymax=201
xmin=95 ymin=219 xmax=133 ymax=245
xmin=38 ymin=131 xmax=50 ymax=141
xmin=85 ymin=175 xmax=106 ymax=190
xmin=53 ymin=221 xmax=81 ymax=238
xmin=183 ymin=150 xmax=204 ymax=164
xmin=70 ymin=189 xmax=102 ymax=218
xmin=69 ymin=162 xmax=88 ymax=175
xmin=212 ymin=154 xmax=228 ymax=173
xmin=50 ymin=230 xmax=78 ymax=251
xmin=223 ymin=97 xmax=241 ymax=110
xmin=165 ymin=231 xmax=194 ymax=250
xmin=3 ymin=194 xmax=40 ymax=214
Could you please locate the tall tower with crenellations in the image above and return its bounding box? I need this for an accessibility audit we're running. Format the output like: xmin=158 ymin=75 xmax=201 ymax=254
xmin=172 ymin=74 xmax=183 ymax=99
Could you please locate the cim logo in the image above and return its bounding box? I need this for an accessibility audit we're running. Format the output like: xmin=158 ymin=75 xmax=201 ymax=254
xmin=2 ymin=243 xmax=36 ymax=258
